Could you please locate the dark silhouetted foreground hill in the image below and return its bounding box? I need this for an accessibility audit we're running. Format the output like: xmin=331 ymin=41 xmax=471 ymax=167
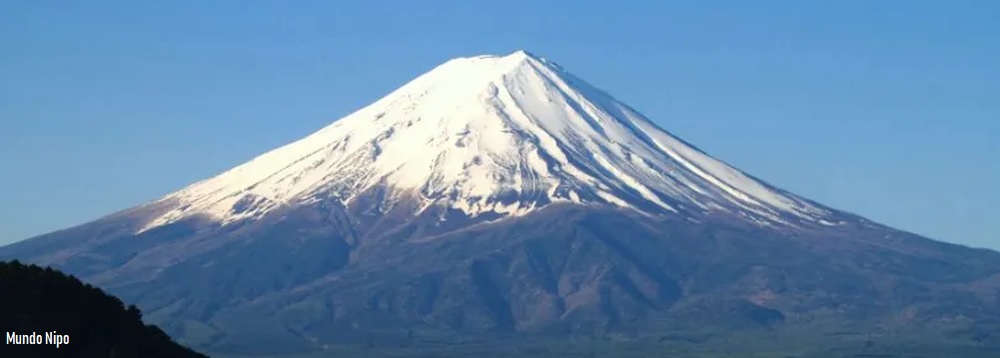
xmin=0 ymin=260 xmax=208 ymax=358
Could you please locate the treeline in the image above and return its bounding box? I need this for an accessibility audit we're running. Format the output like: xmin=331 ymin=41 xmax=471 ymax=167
xmin=0 ymin=260 xmax=208 ymax=358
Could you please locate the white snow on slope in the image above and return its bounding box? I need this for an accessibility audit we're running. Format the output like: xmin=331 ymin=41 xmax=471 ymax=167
xmin=139 ymin=50 xmax=831 ymax=232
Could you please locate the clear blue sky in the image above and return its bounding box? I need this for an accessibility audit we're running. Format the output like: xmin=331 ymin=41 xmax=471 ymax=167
xmin=1 ymin=1 xmax=997 ymax=249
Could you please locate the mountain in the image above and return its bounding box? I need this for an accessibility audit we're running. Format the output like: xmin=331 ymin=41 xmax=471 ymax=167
xmin=3 ymin=50 xmax=1000 ymax=357
xmin=0 ymin=260 xmax=209 ymax=358
xmin=142 ymin=50 xmax=832 ymax=232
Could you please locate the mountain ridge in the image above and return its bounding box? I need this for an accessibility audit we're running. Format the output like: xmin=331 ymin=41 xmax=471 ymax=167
xmin=132 ymin=50 xmax=834 ymax=237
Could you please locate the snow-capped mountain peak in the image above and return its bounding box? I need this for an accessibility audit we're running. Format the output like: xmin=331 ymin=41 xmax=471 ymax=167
xmin=140 ymin=50 xmax=831 ymax=232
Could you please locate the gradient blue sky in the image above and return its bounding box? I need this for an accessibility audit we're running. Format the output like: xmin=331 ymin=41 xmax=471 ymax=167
xmin=1 ymin=1 xmax=997 ymax=249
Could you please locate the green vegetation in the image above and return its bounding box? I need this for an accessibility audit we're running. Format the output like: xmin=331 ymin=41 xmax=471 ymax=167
xmin=210 ymin=334 xmax=1000 ymax=358
xmin=199 ymin=319 xmax=1000 ymax=358
xmin=0 ymin=260 xmax=209 ymax=358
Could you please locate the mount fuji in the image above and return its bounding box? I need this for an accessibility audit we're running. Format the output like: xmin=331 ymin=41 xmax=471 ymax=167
xmin=140 ymin=50 xmax=830 ymax=233
xmin=3 ymin=51 xmax=999 ymax=357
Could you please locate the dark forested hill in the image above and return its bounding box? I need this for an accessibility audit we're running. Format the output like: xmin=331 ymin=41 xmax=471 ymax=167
xmin=0 ymin=260 xmax=208 ymax=358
